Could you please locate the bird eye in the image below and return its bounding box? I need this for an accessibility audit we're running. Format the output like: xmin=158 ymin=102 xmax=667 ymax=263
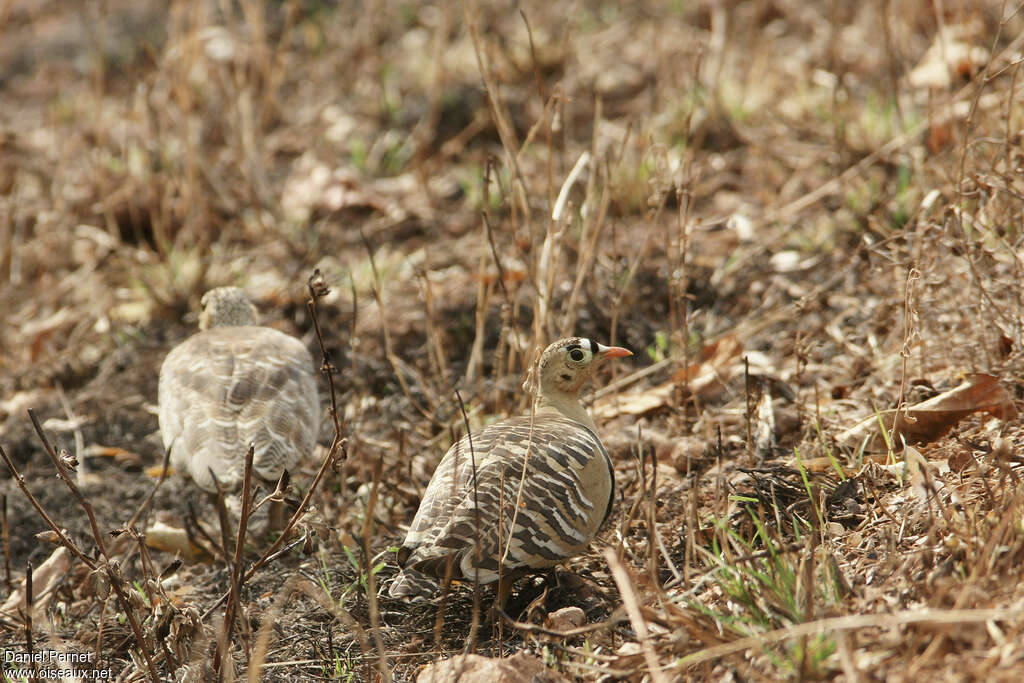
xmin=568 ymin=348 xmax=586 ymax=362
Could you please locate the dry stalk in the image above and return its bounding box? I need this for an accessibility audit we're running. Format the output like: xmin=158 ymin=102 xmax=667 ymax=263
xmin=214 ymin=444 xmax=256 ymax=681
xmin=461 ymin=0 xmax=531 ymax=224
xmin=432 ymin=426 xmax=464 ymax=651
xmin=432 ymin=553 xmax=457 ymax=650
xmin=480 ymin=163 xmax=517 ymax=412
xmin=481 ymin=196 xmax=510 ymax=306
xmin=453 ymin=390 xmax=483 ymax=648
xmin=359 ymin=229 xmax=439 ymax=424
xmin=498 ymin=605 xmax=628 ymax=639
xmin=643 ymin=439 xmax=660 ymax=590
xmin=744 ymin=357 xmax=754 ymax=464
xmin=122 ymin=442 xmax=173 ymax=540
xmin=24 ymin=559 xmax=35 ymax=676
xmin=463 ymin=235 xmax=494 ymax=386
xmin=419 ymin=271 xmax=451 ymax=390
xmin=563 ymin=177 xmax=612 ymax=334
xmin=184 ymin=502 xmax=222 ymax=561
xmin=2 ymin=495 xmax=10 ymax=591
xmin=54 ymin=381 xmax=85 ymax=488
xmin=495 ymin=465 xmax=506 ymax=648
xmin=768 ymin=24 xmax=1024 ymax=228
xmin=345 ymin=272 xmax=361 ymax=397
xmin=517 ymin=8 xmax=553 ymax=211
xmin=204 ymin=270 xmax=348 ymax=619
xmin=607 ymin=232 xmax=651 ymax=348
xmin=211 ymin=478 xmax=234 ymax=564
xmin=890 ymin=267 xmax=921 ymax=451
xmin=619 ymin=443 xmax=654 ymax=569
xmin=532 ymin=217 xmax=561 ymax=344
xmin=95 ymin=548 xmax=160 ymax=678
xmin=246 ymin=582 xmax=292 ymax=683
xmin=115 ymin=527 xmax=180 ymax=673
xmin=678 ymin=607 xmax=1024 ymax=670
xmin=28 ymin=411 xmax=109 ymax=558
xmin=671 ymin=75 xmax=696 ymax=404
xmin=361 ymin=455 xmax=393 ymax=683
xmin=4 ymin=414 xmax=162 ymax=680
xmin=603 ymin=548 xmax=669 ymax=683
xmin=550 ymin=150 xmax=590 ymax=224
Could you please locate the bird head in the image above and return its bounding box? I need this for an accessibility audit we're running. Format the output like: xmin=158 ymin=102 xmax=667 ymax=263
xmin=537 ymin=337 xmax=632 ymax=397
xmin=198 ymin=287 xmax=259 ymax=329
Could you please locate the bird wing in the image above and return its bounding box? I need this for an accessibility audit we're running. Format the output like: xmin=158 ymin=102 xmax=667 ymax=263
xmin=399 ymin=412 xmax=613 ymax=585
xmin=158 ymin=326 xmax=320 ymax=492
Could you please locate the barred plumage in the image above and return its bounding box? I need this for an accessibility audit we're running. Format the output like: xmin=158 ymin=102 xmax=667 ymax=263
xmin=390 ymin=337 xmax=631 ymax=601
xmin=158 ymin=287 xmax=320 ymax=493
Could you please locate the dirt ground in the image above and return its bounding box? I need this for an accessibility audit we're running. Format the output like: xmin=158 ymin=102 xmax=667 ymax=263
xmin=2 ymin=1 xmax=1024 ymax=681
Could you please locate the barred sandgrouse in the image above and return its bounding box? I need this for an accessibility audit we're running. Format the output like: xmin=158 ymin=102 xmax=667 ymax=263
xmin=389 ymin=337 xmax=631 ymax=602
xmin=158 ymin=287 xmax=320 ymax=494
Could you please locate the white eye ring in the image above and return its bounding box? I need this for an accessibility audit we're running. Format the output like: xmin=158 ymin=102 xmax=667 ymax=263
xmin=568 ymin=348 xmax=587 ymax=362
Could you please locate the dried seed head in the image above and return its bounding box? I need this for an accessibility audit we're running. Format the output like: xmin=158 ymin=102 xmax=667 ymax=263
xmin=35 ymin=529 xmax=63 ymax=544
xmin=59 ymin=448 xmax=78 ymax=471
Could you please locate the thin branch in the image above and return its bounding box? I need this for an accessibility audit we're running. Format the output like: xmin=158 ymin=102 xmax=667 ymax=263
xmin=203 ymin=270 xmax=348 ymax=619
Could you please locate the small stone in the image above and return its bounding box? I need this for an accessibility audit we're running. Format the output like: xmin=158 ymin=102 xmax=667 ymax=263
xmin=544 ymin=606 xmax=585 ymax=630
xmin=671 ymin=436 xmax=706 ymax=472
xmin=416 ymin=652 xmax=569 ymax=683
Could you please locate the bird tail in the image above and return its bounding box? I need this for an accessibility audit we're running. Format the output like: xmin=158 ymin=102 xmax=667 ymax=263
xmin=388 ymin=568 xmax=440 ymax=601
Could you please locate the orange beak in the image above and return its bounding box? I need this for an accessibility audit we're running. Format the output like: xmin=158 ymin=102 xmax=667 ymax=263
xmin=596 ymin=343 xmax=632 ymax=359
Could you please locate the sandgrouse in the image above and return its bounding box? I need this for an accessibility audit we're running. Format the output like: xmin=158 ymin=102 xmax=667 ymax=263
xmin=157 ymin=287 xmax=320 ymax=496
xmin=389 ymin=337 xmax=631 ymax=603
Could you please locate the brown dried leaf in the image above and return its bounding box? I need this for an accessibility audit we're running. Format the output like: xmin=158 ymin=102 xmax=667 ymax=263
xmin=907 ymin=30 xmax=989 ymax=90
xmin=86 ymin=445 xmax=143 ymax=467
xmin=0 ymin=547 xmax=71 ymax=625
xmin=837 ymin=374 xmax=1017 ymax=453
xmin=144 ymin=520 xmax=210 ymax=561
xmin=593 ymin=334 xmax=743 ymax=419
xmin=144 ymin=464 xmax=174 ymax=479
xmin=904 ymin=445 xmax=930 ymax=502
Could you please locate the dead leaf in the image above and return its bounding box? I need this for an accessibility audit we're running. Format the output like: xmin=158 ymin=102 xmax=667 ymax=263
xmin=837 ymin=374 xmax=1017 ymax=453
xmin=593 ymin=334 xmax=743 ymax=419
xmin=0 ymin=547 xmax=71 ymax=626
xmin=752 ymin=385 xmax=775 ymax=462
xmin=904 ymin=445 xmax=930 ymax=502
xmin=86 ymin=445 xmax=142 ymax=467
xmin=795 ymin=456 xmax=870 ymax=477
xmin=907 ymin=30 xmax=989 ymax=90
xmin=145 ymin=464 xmax=175 ymax=479
xmin=144 ymin=520 xmax=210 ymax=561
xmin=948 ymin=447 xmax=975 ymax=474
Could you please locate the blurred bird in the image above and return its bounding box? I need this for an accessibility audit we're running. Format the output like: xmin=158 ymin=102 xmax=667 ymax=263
xmin=389 ymin=337 xmax=631 ymax=606
xmin=158 ymin=287 xmax=320 ymax=514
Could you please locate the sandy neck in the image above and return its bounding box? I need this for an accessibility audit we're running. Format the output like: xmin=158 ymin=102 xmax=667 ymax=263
xmin=537 ymin=389 xmax=599 ymax=434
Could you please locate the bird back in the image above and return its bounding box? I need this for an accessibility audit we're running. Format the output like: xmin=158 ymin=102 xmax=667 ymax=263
xmin=158 ymin=325 xmax=320 ymax=492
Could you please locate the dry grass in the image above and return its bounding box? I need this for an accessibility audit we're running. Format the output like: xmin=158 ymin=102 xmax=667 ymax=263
xmin=2 ymin=0 xmax=1024 ymax=680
